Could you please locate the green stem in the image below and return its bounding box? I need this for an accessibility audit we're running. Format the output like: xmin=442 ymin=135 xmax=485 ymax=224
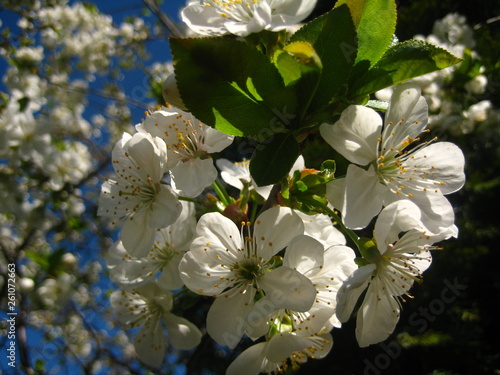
xmin=320 ymin=204 xmax=361 ymax=252
xmin=239 ymin=182 xmax=251 ymax=210
xmin=249 ymin=201 xmax=259 ymax=223
xmin=178 ymin=196 xmax=201 ymax=203
xmin=212 ymin=178 xmax=231 ymax=207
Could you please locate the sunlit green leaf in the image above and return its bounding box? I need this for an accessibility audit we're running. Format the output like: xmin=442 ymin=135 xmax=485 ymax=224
xmin=170 ymin=37 xmax=296 ymax=136
xmin=289 ymin=4 xmax=357 ymax=114
xmin=349 ymin=39 xmax=462 ymax=97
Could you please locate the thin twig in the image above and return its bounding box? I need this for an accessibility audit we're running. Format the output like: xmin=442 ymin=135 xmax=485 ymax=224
xmin=143 ymin=0 xmax=184 ymax=38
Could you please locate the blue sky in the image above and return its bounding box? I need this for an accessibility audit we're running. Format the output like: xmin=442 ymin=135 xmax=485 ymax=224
xmin=0 ymin=0 xmax=188 ymax=123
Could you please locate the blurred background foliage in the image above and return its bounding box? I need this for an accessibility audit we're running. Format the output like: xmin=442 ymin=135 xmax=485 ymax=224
xmin=301 ymin=1 xmax=500 ymax=374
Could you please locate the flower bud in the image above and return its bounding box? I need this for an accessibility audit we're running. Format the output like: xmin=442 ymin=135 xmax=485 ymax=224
xmin=358 ymin=238 xmax=381 ymax=264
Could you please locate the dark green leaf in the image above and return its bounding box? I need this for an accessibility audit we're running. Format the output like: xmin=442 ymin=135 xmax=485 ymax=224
xmin=250 ymin=133 xmax=300 ymax=186
xmin=349 ymin=39 xmax=462 ymax=98
xmin=289 ymin=4 xmax=357 ymax=114
xmin=170 ymin=37 xmax=296 ymax=137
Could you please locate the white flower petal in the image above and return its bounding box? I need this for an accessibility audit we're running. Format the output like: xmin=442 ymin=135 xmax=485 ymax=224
xmin=341 ymin=164 xmax=386 ymax=230
xmin=179 ymin=249 xmax=233 ymax=296
xmin=259 ymin=267 xmax=316 ymax=312
xmin=124 ymin=132 xmax=168 ymax=182
xmin=110 ymin=290 xmax=144 ymax=324
xmin=292 ymin=305 xmax=336 ymax=336
xmin=295 ymin=210 xmax=346 ymax=247
xmin=386 ymin=189 xmax=457 ymax=236
xmin=164 ymin=313 xmax=202 ymax=350
xmin=382 ymin=83 xmax=428 ymax=151
xmin=171 ymin=158 xmax=218 ymax=197
xmin=317 ymin=245 xmax=357 ymax=284
xmin=207 ymin=288 xmax=255 ymax=348
xmin=110 ymin=259 xmax=155 ymax=288
xmin=269 ymin=0 xmax=317 ymax=29
xmin=227 ymin=342 xmax=269 ymax=375
xmin=110 ymin=132 xmax=132 ymax=176
xmin=156 ymin=252 xmax=185 ymax=290
xmin=325 ymin=177 xmax=346 ymax=213
xmin=121 ymin=211 xmax=156 ymax=257
xmin=355 ymin=278 xmax=400 ymax=347
xmin=190 ymin=212 xmax=242 ymax=257
xmin=158 ymin=200 xmax=197 ymax=248
xmin=227 ymin=2 xmax=272 ymax=35
xmin=216 ymin=158 xmax=249 ymax=190
xmin=408 ymin=142 xmax=465 ymax=194
xmin=320 ymin=105 xmax=382 ymax=165
xmin=254 ymin=206 xmax=304 ymax=260
xmin=253 ymin=184 xmax=273 ymax=200
xmin=291 ymin=155 xmax=305 ymax=172
xmin=134 ymin=323 xmax=166 ymax=368
xmin=181 ymin=3 xmax=228 ymax=36
xmin=202 ymin=126 xmax=234 ymax=153
xmin=106 ymin=240 xmax=128 ymax=269
xmin=265 ymin=332 xmax=311 ymax=363
xmin=149 ymin=184 xmax=182 ymax=228
xmin=283 ymin=235 xmax=325 ymax=276
xmin=374 ymin=200 xmax=426 ymax=250
xmin=336 ymin=264 xmax=376 ymax=323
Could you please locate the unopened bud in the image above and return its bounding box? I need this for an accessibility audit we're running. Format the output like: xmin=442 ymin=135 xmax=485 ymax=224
xmin=358 ymin=238 xmax=381 ymax=264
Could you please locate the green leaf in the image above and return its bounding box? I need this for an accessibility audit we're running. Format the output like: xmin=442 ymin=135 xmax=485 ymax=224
xmin=170 ymin=37 xmax=296 ymax=137
xmin=289 ymin=4 xmax=357 ymax=114
xmin=250 ymin=133 xmax=300 ymax=186
xmin=336 ymin=0 xmax=397 ymax=66
xmin=274 ymin=41 xmax=322 ymax=125
xmin=353 ymin=0 xmax=397 ymax=66
xmin=349 ymin=39 xmax=462 ymax=98
xmin=25 ymin=251 xmax=49 ymax=270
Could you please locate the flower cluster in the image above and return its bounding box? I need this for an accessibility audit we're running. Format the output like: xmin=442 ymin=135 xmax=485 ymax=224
xmin=99 ymin=1 xmax=467 ymax=372
xmin=100 ymin=104 xmax=235 ymax=365
xmin=2 ymin=0 xmax=483 ymax=373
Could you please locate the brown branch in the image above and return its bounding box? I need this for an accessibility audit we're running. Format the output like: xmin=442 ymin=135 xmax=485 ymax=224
xmin=257 ymin=183 xmax=282 ymax=217
xmin=143 ymin=0 xmax=184 ymax=38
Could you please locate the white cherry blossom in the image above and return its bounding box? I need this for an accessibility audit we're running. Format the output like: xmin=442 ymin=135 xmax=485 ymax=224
xmin=283 ymin=235 xmax=357 ymax=328
xmin=246 ymin=235 xmax=356 ymax=340
xmin=336 ymin=200 xmax=458 ymax=347
xmin=179 ymin=206 xmax=315 ymax=348
xmin=136 ymin=105 xmax=233 ymax=197
xmin=320 ymin=83 xmax=465 ymax=229
xmin=181 ymin=0 xmax=317 ymax=37
xmin=41 ymin=140 xmax=93 ymax=191
xmin=98 ymin=132 xmax=182 ymax=257
xmin=111 ymin=282 xmax=202 ymax=367
xmin=108 ymin=201 xmax=196 ymax=290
